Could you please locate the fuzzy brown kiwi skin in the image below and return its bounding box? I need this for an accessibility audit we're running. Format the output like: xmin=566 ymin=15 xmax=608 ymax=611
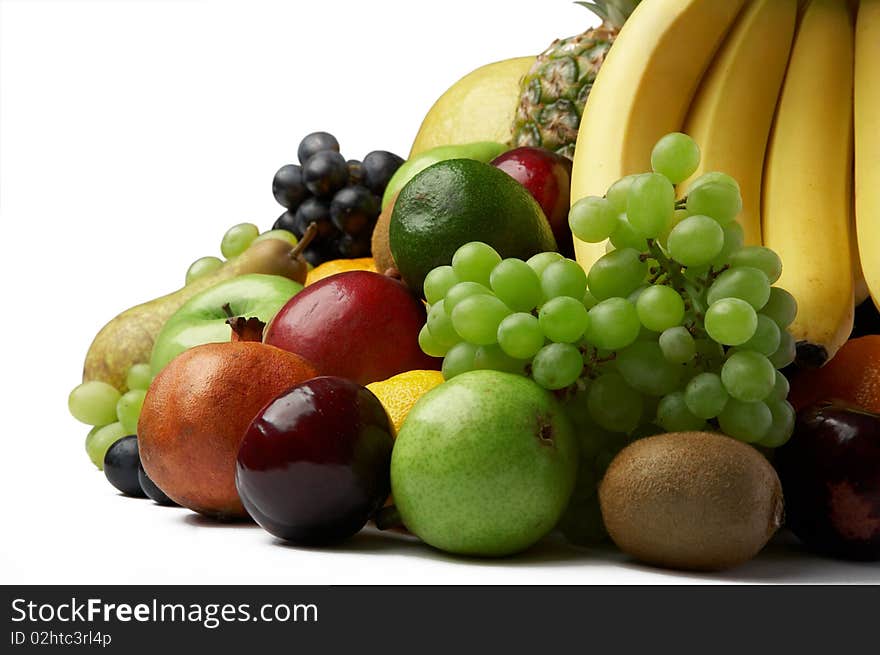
xmin=598 ymin=431 xmax=784 ymax=572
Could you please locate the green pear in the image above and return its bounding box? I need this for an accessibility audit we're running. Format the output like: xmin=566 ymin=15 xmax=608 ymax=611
xmin=149 ymin=273 xmax=301 ymax=374
xmin=390 ymin=370 xmax=578 ymax=556
xmin=82 ymin=237 xmax=308 ymax=391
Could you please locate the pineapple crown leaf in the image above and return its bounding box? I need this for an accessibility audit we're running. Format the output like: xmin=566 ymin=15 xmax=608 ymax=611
xmin=574 ymin=0 xmax=640 ymax=29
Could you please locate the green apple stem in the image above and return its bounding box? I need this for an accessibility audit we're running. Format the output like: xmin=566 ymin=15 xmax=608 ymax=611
xmin=289 ymin=222 xmax=319 ymax=260
xmin=373 ymin=505 xmax=403 ymax=531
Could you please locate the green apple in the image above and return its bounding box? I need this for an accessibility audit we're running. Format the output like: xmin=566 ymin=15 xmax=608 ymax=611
xmin=149 ymin=273 xmax=302 ymax=375
xmin=390 ymin=370 xmax=578 ymax=556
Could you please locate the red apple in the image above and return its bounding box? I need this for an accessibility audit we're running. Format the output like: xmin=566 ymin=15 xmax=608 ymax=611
xmin=263 ymin=270 xmax=440 ymax=385
xmin=492 ymin=147 xmax=573 ymax=256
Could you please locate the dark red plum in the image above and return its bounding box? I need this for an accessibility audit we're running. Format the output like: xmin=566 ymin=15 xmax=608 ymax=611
xmin=775 ymin=400 xmax=880 ymax=561
xmin=492 ymin=147 xmax=573 ymax=256
xmin=235 ymin=376 xmax=394 ymax=545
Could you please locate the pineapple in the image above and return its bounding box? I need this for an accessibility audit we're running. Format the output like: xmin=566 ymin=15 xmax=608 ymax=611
xmin=510 ymin=0 xmax=641 ymax=159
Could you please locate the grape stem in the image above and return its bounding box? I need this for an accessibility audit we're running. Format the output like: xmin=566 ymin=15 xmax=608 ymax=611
xmin=645 ymin=239 xmax=707 ymax=335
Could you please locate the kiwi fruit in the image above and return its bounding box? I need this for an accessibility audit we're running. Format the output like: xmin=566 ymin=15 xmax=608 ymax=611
xmin=371 ymin=192 xmax=398 ymax=276
xmin=598 ymin=431 xmax=783 ymax=572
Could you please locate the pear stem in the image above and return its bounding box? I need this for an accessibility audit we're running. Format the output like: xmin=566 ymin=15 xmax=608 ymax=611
xmin=373 ymin=505 xmax=403 ymax=531
xmin=290 ymin=222 xmax=319 ymax=260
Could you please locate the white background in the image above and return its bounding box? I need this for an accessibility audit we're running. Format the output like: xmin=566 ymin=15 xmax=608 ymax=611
xmin=0 ymin=0 xmax=877 ymax=584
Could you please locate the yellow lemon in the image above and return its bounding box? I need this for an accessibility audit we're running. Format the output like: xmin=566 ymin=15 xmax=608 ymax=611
xmin=367 ymin=370 xmax=445 ymax=435
xmin=305 ymin=257 xmax=377 ymax=286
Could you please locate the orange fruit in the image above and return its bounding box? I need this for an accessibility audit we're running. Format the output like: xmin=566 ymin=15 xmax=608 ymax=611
xmin=305 ymin=257 xmax=376 ymax=286
xmin=789 ymin=335 xmax=880 ymax=413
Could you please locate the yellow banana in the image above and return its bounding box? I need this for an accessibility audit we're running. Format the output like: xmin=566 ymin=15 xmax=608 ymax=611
xmin=762 ymin=0 xmax=854 ymax=367
xmin=679 ymin=0 xmax=798 ymax=247
xmin=855 ymin=0 xmax=880 ymax=308
xmin=570 ymin=0 xmax=747 ymax=273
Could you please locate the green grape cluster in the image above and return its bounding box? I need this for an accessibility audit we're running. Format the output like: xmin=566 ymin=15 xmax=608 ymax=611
xmin=417 ymin=133 xmax=799 ymax=542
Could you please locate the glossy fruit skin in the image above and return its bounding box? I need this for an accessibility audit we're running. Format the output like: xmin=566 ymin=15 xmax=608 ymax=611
xmin=492 ymin=147 xmax=573 ymax=256
xmin=362 ymin=150 xmax=405 ymax=194
xmin=103 ymin=435 xmax=146 ymax=498
xmin=330 ymin=186 xmax=380 ymax=236
xmin=138 ymin=341 xmax=318 ymax=518
xmin=138 ymin=462 xmax=176 ymax=506
xmin=236 ymin=376 xmax=393 ymax=544
xmin=272 ymin=164 xmax=308 ymax=210
xmin=297 ymin=131 xmax=339 ymax=165
xmin=264 ymin=270 xmax=440 ymax=385
xmin=789 ymin=335 xmax=880 ymax=413
xmin=302 ymin=150 xmax=349 ymax=198
xmin=775 ymin=401 xmax=880 ymax=560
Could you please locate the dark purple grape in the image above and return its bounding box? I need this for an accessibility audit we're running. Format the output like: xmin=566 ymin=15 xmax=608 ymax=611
xmin=138 ymin=462 xmax=177 ymax=506
xmin=272 ymin=164 xmax=308 ymax=209
xmin=104 ymin=436 xmax=146 ymax=498
xmin=336 ymin=235 xmax=371 ymax=258
xmin=294 ymin=197 xmax=332 ymax=237
xmin=273 ymin=210 xmax=300 ymax=236
xmin=362 ymin=150 xmax=405 ymax=194
xmin=330 ymin=186 xmax=380 ymax=236
xmin=303 ymin=150 xmax=349 ymax=197
xmin=297 ymin=131 xmax=340 ymax=165
xmin=303 ymin=242 xmax=338 ymax=266
xmin=347 ymin=160 xmax=364 ymax=186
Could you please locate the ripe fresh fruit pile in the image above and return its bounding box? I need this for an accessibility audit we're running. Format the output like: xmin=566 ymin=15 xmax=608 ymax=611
xmin=272 ymin=131 xmax=404 ymax=265
xmin=68 ymin=0 xmax=880 ymax=572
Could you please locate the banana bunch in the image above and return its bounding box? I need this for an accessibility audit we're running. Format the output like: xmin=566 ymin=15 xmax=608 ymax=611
xmin=571 ymin=0 xmax=878 ymax=367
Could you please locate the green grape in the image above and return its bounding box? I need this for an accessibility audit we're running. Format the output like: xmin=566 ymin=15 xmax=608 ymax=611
xmin=758 ymin=399 xmax=796 ymax=448
xmin=729 ymin=246 xmax=783 ymax=283
xmin=615 ymin=341 xmax=682 ymax=396
xmin=526 ymin=251 xmax=564 ymax=277
xmin=605 ymin=174 xmax=643 ymax=212
xmin=419 ymin=324 xmax=448 ymax=357
xmin=116 ymin=389 xmax=146 ymax=434
xmin=721 ymin=350 xmax=776 ymax=402
xmin=441 ymin=342 xmax=479 ymax=380
xmin=587 ymin=372 xmax=643 ymax=433
xmin=684 ymin=372 xmax=729 ymax=419
xmin=125 ymin=363 xmax=153 ymax=391
xmin=636 ymin=285 xmax=685 ymax=332
xmin=658 ymin=326 xmax=696 ymax=363
xmin=609 ymin=214 xmax=648 ymax=251
xmin=651 ymin=132 xmax=701 ymax=184
xmin=444 ymin=281 xmax=492 ymax=313
xmin=658 ymin=208 xmax=689 ymax=249
xmin=490 ymin=258 xmax=542 ymax=312
xmin=626 ymin=172 xmax=674 ymax=238
xmin=587 ymin=248 xmax=648 ymax=300
xmin=771 ymin=369 xmax=790 ymax=401
xmin=705 ymin=297 xmax=757 ymax=346
xmin=531 ymin=343 xmax=584 ymax=390
xmin=427 ymin=300 xmax=461 ymax=347
xmin=252 ymin=229 xmax=298 ymax=247
xmin=761 ymin=287 xmax=798 ymax=328
xmin=583 ymin=288 xmax=599 ymax=310
xmin=656 ymin=391 xmax=706 ymax=432
xmin=423 ymin=265 xmax=460 ymax=305
xmin=718 ymin=398 xmax=771 ymax=443
xmin=707 ymin=266 xmax=771 ymax=310
xmin=450 ymin=294 xmax=510 ymax=345
xmin=85 ymin=422 xmax=127 ymax=469
xmin=628 ymin=285 xmax=648 ymax=304
xmin=474 ymin=344 xmax=528 ymax=375
xmin=685 ymin=178 xmax=742 ymax=225
xmin=539 ymin=296 xmax=590 ymax=343
xmin=686 ymin=171 xmax=741 ymax=193
xmin=68 ymin=381 xmax=121 ymax=426
xmin=452 ymin=241 xmax=502 ymax=287
xmin=541 ymin=259 xmax=588 ymax=300
xmin=666 ymin=214 xmax=724 ymax=266
xmin=710 ymin=221 xmax=745 ymax=267
xmin=586 ymin=298 xmax=641 ymax=350
xmin=221 ymin=223 xmax=260 ymax=259
xmin=569 ymin=196 xmax=618 ymax=243
xmin=741 ymin=314 xmax=782 ymax=356
xmin=768 ymin=329 xmax=796 ymax=368
xmin=185 ymin=256 xmax=224 ymax=285
xmin=497 ymin=313 xmax=545 ymax=359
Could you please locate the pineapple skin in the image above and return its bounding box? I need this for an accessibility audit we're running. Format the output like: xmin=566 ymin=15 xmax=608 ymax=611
xmin=510 ymin=24 xmax=618 ymax=160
